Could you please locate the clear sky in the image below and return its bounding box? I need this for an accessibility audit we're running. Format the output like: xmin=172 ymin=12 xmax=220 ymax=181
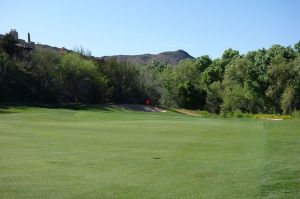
xmin=1 ymin=0 xmax=300 ymax=58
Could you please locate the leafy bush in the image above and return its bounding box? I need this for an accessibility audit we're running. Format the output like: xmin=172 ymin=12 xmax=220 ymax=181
xmin=250 ymin=113 xmax=292 ymax=120
xmin=233 ymin=110 xmax=243 ymax=118
xmin=292 ymin=111 xmax=300 ymax=118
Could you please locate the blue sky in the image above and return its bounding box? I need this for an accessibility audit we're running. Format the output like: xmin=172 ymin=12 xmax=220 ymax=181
xmin=1 ymin=0 xmax=300 ymax=58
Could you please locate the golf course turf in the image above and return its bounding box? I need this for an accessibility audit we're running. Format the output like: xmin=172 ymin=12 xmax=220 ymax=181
xmin=0 ymin=106 xmax=299 ymax=198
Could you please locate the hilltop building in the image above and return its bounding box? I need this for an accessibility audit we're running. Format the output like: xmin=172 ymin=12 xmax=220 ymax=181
xmin=0 ymin=29 xmax=35 ymax=50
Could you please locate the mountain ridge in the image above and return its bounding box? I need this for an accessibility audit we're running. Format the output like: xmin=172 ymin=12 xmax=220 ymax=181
xmin=35 ymin=44 xmax=194 ymax=65
xmin=99 ymin=49 xmax=194 ymax=65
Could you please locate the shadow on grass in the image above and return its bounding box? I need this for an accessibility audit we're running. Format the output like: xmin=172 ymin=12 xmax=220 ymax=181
xmin=0 ymin=103 xmax=115 ymax=112
xmin=0 ymin=109 xmax=18 ymax=114
xmin=0 ymin=105 xmax=19 ymax=114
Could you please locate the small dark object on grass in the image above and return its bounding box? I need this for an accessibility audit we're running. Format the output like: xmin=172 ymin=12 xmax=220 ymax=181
xmin=153 ymin=157 xmax=161 ymax=159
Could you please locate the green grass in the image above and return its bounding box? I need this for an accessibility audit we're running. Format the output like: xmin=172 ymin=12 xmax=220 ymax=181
xmin=0 ymin=106 xmax=299 ymax=199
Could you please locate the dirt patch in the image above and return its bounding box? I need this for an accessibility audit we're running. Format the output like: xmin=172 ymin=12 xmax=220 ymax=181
xmin=262 ymin=118 xmax=283 ymax=121
xmin=113 ymin=104 xmax=167 ymax=112
xmin=174 ymin=109 xmax=199 ymax=116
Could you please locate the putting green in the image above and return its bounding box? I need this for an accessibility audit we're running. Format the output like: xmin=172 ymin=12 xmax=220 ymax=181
xmin=0 ymin=106 xmax=299 ymax=198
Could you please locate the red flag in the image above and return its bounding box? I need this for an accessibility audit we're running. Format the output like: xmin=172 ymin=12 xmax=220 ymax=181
xmin=145 ymin=99 xmax=150 ymax=106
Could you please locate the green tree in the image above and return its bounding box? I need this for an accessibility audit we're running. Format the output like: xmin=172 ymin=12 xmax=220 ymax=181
xmin=60 ymin=53 xmax=107 ymax=103
xmin=222 ymin=48 xmax=240 ymax=64
xmin=194 ymin=55 xmax=212 ymax=73
xmin=176 ymin=81 xmax=206 ymax=109
xmin=222 ymin=58 xmax=250 ymax=113
xmin=201 ymin=59 xmax=223 ymax=85
xmin=0 ymin=49 xmax=9 ymax=84
xmin=295 ymin=40 xmax=300 ymax=53
xmin=281 ymin=85 xmax=297 ymax=114
xmin=266 ymin=45 xmax=296 ymax=63
xmin=31 ymin=48 xmax=63 ymax=102
xmin=0 ymin=34 xmax=19 ymax=57
xmin=266 ymin=55 xmax=298 ymax=113
xmin=96 ymin=58 xmax=142 ymax=103
xmin=205 ymin=81 xmax=223 ymax=113
xmin=140 ymin=65 xmax=163 ymax=104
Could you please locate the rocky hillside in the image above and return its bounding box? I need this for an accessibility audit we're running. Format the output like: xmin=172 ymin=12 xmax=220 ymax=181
xmin=36 ymin=44 xmax=73 ymax=53
xmin=99 ymin=50 xmax=194 ymax=65
xmin=35 ymin=44 xmax=194 ymax=65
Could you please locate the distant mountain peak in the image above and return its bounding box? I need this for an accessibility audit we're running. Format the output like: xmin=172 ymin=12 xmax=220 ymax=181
xmin=176 ymin=49 xmax=189 ymax=54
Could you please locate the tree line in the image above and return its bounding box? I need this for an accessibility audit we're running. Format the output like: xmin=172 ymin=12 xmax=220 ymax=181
xmin=1 ymin=34 xmax=300 ymax=115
